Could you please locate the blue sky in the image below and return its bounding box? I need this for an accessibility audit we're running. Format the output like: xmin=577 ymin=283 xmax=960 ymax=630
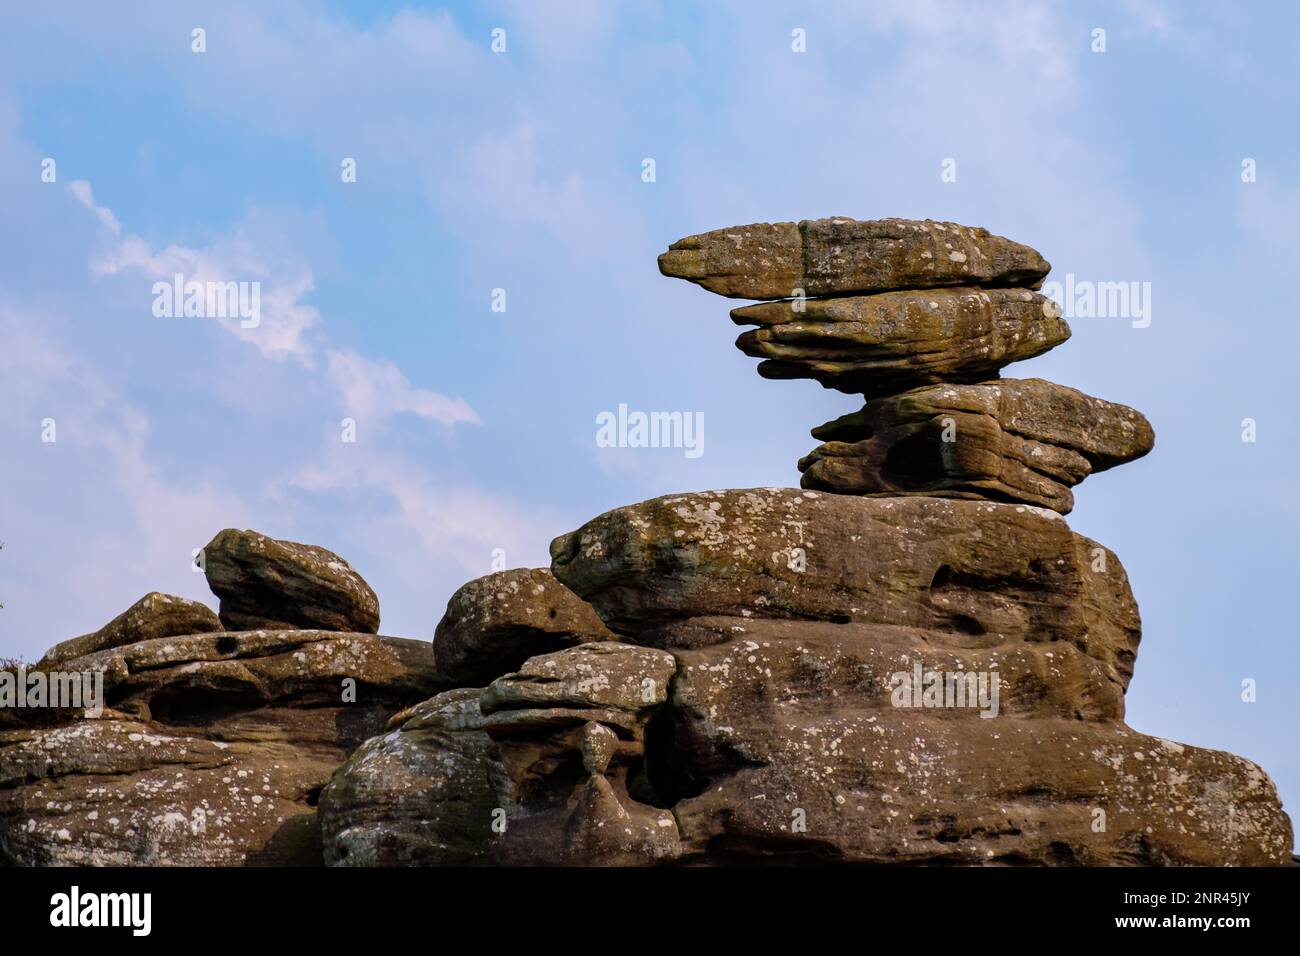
xmin=1 ymin=1 xmax=1296 ymax=844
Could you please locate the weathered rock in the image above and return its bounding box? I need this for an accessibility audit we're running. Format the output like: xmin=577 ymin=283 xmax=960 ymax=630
xmin=641 ymin=615 xmax=1127 ymax=722
xmin=480 ymin=644 xmax=682 ymax=865
xmin=480 ymin=642 xmax=676 ymax=719
xmin=551 ymin=489 xmax=1140 ymax=697
xmin=0 ymin=629 xmax=441 ymax=866
xmin=202 ymin=529 xmax=380 ymax=633
xmin=434 ymin=568 xmax=616 ymax=687
xmin=659 ymin=218 xmax=1050 ymax=300
xmin=732 ymin=287 xmax=1069 ymax=397
xmin=37 ymin=592 xmax=221 ymax=668
xmin=666 ymin=626 xmax=1291 ymax=864
xmin=309 ymin=483 xmax=1293 ymax=867
xmin=542 ymin=489 xmax=1291 ymax=865
xmin=318 ymin=688 xmax=501 ymax=866
xmin=798 ymin=379 xmax=1155 ymax=513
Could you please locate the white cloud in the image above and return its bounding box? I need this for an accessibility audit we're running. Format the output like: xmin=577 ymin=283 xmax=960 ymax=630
xmin=326 ymin=350 xmax=480 ymax=427
xmin=70 ymin=179 xmax=321 ymax=362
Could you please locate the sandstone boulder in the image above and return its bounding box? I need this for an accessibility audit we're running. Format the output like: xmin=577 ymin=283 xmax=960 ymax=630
xmin=37 ymin=592 xmax=221 ymax=668
xmin=732 ymin=287 xmax=1069 ymax=397
xmin=659 ymin=218 xmax=1050 ymax=300
xmin=318 ymin=688 xmax=500 ymax=866
xmin=550 ymin=489 xmax=1140 ymax=696
xmin=202 ymin=529 xmax=380 ymax=633
xmin=799 ymin=379 xmax=1155 ymax=513
xmin=434 ymin=568 xmax=615 ymax=686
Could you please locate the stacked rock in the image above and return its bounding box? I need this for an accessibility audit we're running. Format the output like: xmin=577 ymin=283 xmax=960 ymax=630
xmin=309 ymin=219 xmax=1290 ymax=868
xmin=660 ymin=217 xmax=1154 ymax=514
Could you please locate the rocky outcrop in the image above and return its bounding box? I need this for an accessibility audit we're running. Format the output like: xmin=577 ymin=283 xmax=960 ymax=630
xmin=202 ymin=529 xmax=380 ymax=633
xmin=798 ymin=379 xmax=1155 ymax=513
xmin=309 ymin=217 xmax=1289 ymax=867
xmin=733 ymin=287 xmax=1070 ymax=397
xmin=1 ymin=577 xmax=439 ymax=865
xmin=37 ymin=592 xmax=221 ymax=668
xmin=667 ymin=638 xmax=1287 ymax=864
xmin=541 ymin=489 xmax=1291 ymax=864
xmin=433 ymin=568 xmax=616 ymax=686
xmin=319 ymin=487 xmax=1291 ymax=866
xmin=8 ymin=218 xmax=1289 ymax=869
xmin=659 ymin=217 xmax=1050 ymax=299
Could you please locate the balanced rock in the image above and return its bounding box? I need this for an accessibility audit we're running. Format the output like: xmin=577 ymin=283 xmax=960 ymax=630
xmin=798 ymin=379 xmax=1155 ymax=513
xmin=202 ymin=529 xmax=380 ymax=633
xmin=434 ymin=568 xmax=616 ymax=686
xmin=319 ymin=688 xmax=500 ymax=866
xmin=732 ymin=287 xmax=1069 ymax=397
xmin=311 ymin=220 xmax=1290 ymax=868
xmin=659 ymin=217 xmax=1050 ymax=300
xmin=0 ymin=628 xmax=441 ymax=865
xmin=37 ymin=592 xmax=221 ymax=668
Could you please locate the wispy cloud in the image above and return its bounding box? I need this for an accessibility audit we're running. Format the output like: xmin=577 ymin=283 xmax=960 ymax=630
xmin=326 ymin=350 xmax=480 ymax=427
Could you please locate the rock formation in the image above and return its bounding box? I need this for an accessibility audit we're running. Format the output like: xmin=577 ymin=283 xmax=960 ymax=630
xmin=433 ymin=568 xmax=615 ymax=687
xmin=3 ymin=218 xmax=1291 ymax=868
xmin=202 ymin=528 xmax=380 ymax=633
xmin=37 ymin=592 xmax=221 ymax=668
xmin=798 ymin=378 xmax=1155 ymax=513
xmin=314 ymin=217 xmax=1288 ymax=867
xmin=1 ymin=536 xmax=440 ymax=865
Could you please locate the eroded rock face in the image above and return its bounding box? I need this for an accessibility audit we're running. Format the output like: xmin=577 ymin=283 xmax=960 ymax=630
xmin=434 ymin=568 xmax=616 ymax=687
xmin=799 ymin=379 xmax=1155 ymax=513
xmin=37 ymin=592 xmax=221 ymax=668
xmin=537 ymin=488 xmax=1292 ymax=865
xmin=667 ymin=635 xmax=1289 ymax=864
xmin=316 ymin=489 xmax=1291 ymax=866
xmin=659 ymin=218 xmax=1050 ymax=300
xmin=318 ymin=688 xmax=500 ymax=866
xmin=0 ymin=629 xmax=441 ymax=866
xmin=479 ymin=644 xmax=681 ymax=866
xmin=732 ymin=287 xmax=1069 ymax=397
xmin=202 ymin=529 xmax=380 ymax=633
